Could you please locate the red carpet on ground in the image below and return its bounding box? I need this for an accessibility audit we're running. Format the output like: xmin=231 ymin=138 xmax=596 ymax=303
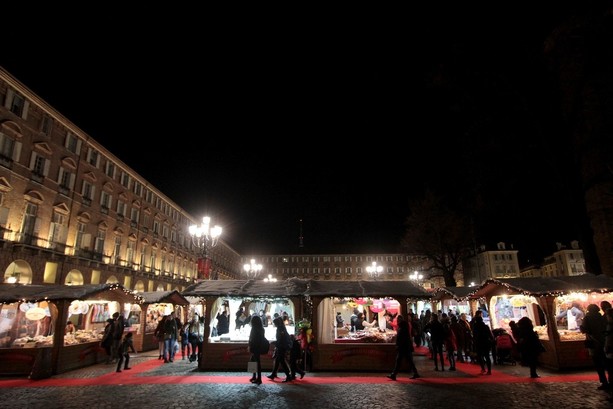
xmin=0 ymin=358 xmax=597 ymax=388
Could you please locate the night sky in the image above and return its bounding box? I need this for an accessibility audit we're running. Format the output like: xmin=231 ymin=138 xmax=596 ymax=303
xmin=0 ymin=4 xmax=595 ymax=265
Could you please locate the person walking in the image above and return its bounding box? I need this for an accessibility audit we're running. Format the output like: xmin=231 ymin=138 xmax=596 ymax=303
xmin=248 ymin=315 xmax=268 ymax=385
xmin=116 ymin=332 xmax=136 ymax=373
xmin=180 ymin=320 xmax=191 ymax=361
xmin=111 ymin=312 xmax=125 ymax=363
xmin=153 ymin=315 xmax=166 ymax=360
xmin=472 ymin=315 xmax=494 ymax=375
xmin=101 ymin=318 xmax=114 ymax=364
xmin=424 ymin=313 xmax=445 ymax=371
xmin=516 ymin=316 xmax=545 ymax=378
xmin=442 ymin=313 xmax=457 ymax=371
xmin=459 ymin=313 xmax=473 ymax=363
xmin=187 ymin=313 xmax=204 ymax=363
xmin=162 ymin=311 xmax=178 ymax=363
xmin=266 ymin=316 xmax=292 ymax=382
xmin=580 ymin=303 xmax=610 ymax=389
xmin=604 ymin=308 xmax=613 ymax=401
xmin=289 ymin=334 xmax=306 ymax=380
xmin=387 ymin=314 xmax=420 ymax=380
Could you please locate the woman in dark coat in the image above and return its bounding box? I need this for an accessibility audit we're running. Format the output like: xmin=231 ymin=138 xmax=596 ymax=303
xmin=248 ymin=315 xmax=267 ymax=384
xmin=472 ymin=315 xmax=494 ymax=375
xmin=424 ymin=313 xmax=445 ymax=371
xmin=101 ymin=318 xmax=114 ymax=364
xmin=266 ymin=316 xmax=292 ymax=382
xmin=517 ymin=316 xmax=545 ymax=378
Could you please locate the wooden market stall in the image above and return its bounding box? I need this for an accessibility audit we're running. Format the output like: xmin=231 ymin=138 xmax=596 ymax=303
xmin=182 ymin=278 xmax=308 ymax=371
xmin=136 ymin=290 xmax=191 ymax=352
xmin=430 ymin=286 xmax=482 ymax=319
xmin=467 ymin=274 xmax=613 ymax=370
xmin=0 ymin=283 xmax=143 ymax=378
xmin=304 ymin=279 xmax=431 ymax=372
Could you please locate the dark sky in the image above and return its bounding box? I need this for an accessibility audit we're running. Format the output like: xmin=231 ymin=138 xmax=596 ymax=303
xmin=0 ymin=4 xmax=592 ymax=264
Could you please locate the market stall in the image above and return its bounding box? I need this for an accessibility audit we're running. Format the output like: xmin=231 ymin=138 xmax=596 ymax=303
xmin=137 ymin=290 xmax=192 ymax=352
xmin=430 ymin=286 xmax=482 ymax=321
xmin=182 ymin=278 xmax=308 ymax=371
xmin=305 ymin=280 xmax=430 ymax=371
xmin=467 ymin=275 xmax=613 ymax=369
xmin=0 ymin=283 xmax=143 ymax=378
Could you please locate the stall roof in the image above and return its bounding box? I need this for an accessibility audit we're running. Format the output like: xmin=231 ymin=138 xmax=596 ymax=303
xmin=305 ymin=280 xmax=430 ymax=298
xmin=138 ymin=290 xmax=190 ymax=306
xmin=430 ymin=286 xmax=476 ymax=300
xmin=467 ymin=274 xmax=613 ymax=299
xmin=182 ymin=278 xmax=430 ymax=299
xmin=0 ymin=283 xmax=144 ymax=304
xmin=182 ymin=278 xmax=310 ymax=298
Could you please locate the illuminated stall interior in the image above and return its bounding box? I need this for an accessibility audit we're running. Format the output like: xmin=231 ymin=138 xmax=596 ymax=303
xmin=208 ymin=296 xmax=297 ymax=343
xmin=0 ymin=283 xmax=143 ymax=349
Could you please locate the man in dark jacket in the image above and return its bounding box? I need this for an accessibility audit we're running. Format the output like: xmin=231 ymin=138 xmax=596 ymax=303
xmin=111 ymin=312 xmax=125 ymax=362
xmin=581 ymin=303 xmax=610 ymax=389
xmin=387 ymin=315 xmax=420 ymax=380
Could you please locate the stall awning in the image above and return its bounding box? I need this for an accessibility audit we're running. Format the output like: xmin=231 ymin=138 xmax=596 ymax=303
xmin=466 ymin=274 xmax=613 ymax=299
xmin=139 ymin=290 xmax=189 ymax=306
xmin=430 ymin=286 xmax=476 ymax=301
xmin=182 ymin=278 xmax=430 ymax=299
xmin=0 ymin=283 xmax=144 ymax=304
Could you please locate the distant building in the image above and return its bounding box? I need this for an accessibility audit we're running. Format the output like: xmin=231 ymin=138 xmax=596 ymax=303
xmin=540 ymin=241 xmax=586 ymax=277
xmin=462 ymin=242 xmax=520 ymax=286
xmin=241 ymin=253 xmax=436 ymax=286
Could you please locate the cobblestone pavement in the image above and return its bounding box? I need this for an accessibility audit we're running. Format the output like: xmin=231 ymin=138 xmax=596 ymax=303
xmin=0 ymin=352 xmax=611 ymax=409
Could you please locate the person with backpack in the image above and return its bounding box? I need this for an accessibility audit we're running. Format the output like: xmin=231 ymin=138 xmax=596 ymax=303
xmin=266 ymin=316 xmax=293 ymax=382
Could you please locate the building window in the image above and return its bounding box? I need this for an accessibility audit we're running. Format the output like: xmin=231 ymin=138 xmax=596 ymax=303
xmin=126 ymin=240 xmax=135 ymax=266
xmin=0 ymin=132 xmax=19 ymax=165
xmin=40 ymin=115 xmax=53 ymax=136
xmin=74 ymin=222 xmax=86 ymax=251
xmin=20 ymin=202 xmax=38 ymax=244
xmin=100 ymin=191 xmax=112 ymax=210
xmin=120 ymin=171 xmax=130 ymax=188
xmin=30 ymin=153 xmax=48 ymax=177
xmin=9 ymin=92 xmax=26 ymax=117
xmin=64 ymin=132 xmax=81 ymax=154
xmin=140 ymin=246 xmax=146 ymax=270
xmin=82 ymin=181 xmax=95 ymax=201
xmin=105 ymin=161 xmax=116 ymax=179
xmin=86 ymin=148 xmax=100 ymax=168
xmin=130 ymin=208 xmax=139 ymax=224
xmin=57 ymin=167 xmax=75 ymax=192
xmin=48 ymin=212 xmax=67 ymax=250
xmin=94 ymin=229 xmax=106 ymax=259
xmin=112 ymin=236 xmax=122 ymax=264
xmin=133 ymin=181 xmax=142 ymax=197
xmin=116 ymin=200 xmax=127 ymax=217
xmin=150 ymin=250 xmax=157 ymax=274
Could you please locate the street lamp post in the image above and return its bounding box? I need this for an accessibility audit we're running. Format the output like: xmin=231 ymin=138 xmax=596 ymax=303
xmin=263 ymin=274 xmax=277 ymax=283
xmin=409 ymin=270 xmax=424 ymax=286
xmin=189 ymin=216 xmax=222 ymax=281
xmin=243 ymin=258 xmax=263 ymax=280
xmin=366 ymin=261 xmax=383 ymax=280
